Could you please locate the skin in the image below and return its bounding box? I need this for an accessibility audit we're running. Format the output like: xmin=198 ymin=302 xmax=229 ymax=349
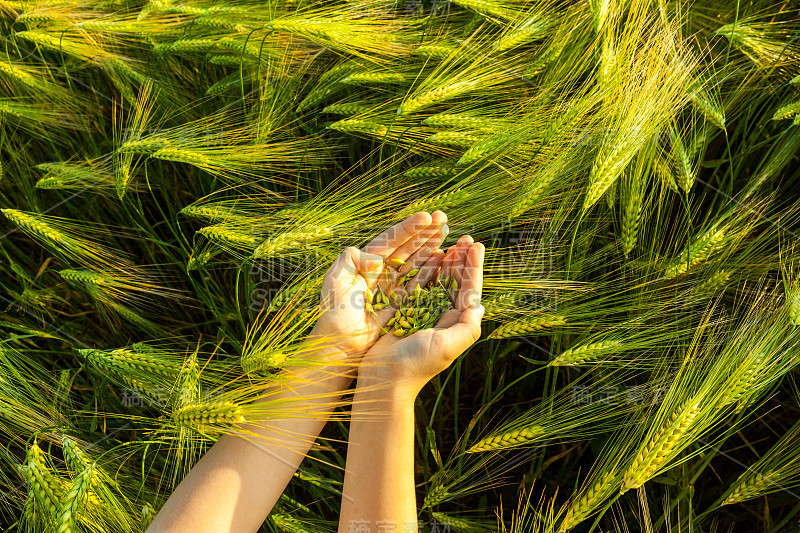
xmin=146 ymin=211 xmax=484 ymax=533
xmin=338 ymin=236 xmax=485 ymax=532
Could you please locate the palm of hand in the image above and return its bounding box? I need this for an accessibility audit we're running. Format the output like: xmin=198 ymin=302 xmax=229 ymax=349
xmin=360 ymin=237 xmax=485 ymax=395
xmin=310 ymin=212 xmax=449 ymax=360
xmin=312 ymin=272 xmax=380 ymax=356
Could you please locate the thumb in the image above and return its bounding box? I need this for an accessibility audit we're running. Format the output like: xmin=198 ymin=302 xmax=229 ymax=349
xmin=325 ymin=247 xmax=384 ymax=290
xmin=434 ymin=304 xmax=484 ymax=363
xmin=351 ymin=247 xmax=385 ymax=286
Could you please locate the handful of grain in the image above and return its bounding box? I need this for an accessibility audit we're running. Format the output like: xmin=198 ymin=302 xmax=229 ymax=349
xmin=383 ymin=274 xmax=457 ymax=338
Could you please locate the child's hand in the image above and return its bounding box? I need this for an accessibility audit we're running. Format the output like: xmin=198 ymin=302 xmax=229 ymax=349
xmin=358 ymin=235 xmax=485 ymax=399
xmin=310 ymin=211 xmax=448 ymax=360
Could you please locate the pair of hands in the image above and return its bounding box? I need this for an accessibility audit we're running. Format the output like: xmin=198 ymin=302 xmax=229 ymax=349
xmin=310 ymin=211 xmax=485 ymax=398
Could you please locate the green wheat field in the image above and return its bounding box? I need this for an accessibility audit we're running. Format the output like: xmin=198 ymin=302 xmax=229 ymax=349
xmin=1 ymin=0 xmax=799 ymax=531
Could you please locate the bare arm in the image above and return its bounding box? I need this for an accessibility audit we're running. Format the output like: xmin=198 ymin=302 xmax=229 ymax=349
xmin=147 ymin=212 xmax=449 ymax=533
xmin=146 ymin=356 xmax=352 ymax=533
xmin=339 ymin=237 xmax=485 ymax=532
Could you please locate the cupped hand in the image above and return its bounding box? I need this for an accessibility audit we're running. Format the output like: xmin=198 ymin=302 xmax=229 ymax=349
xmin=358 ymin=235 xmax=485 ymax=398
xmin=309 ymin=211 xmax=449 ymax=360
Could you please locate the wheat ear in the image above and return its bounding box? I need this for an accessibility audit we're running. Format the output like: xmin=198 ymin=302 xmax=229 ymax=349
xmin=558 ymin=473 xmax=617 ymax=532
xmin=622 ymin=400 xmax=701 ymax=490
xmin=722 ymin=470 xmax=777 ymax=506
xmin=467 ymin=425 xmax=544 ymax=452
xmin=173 ymin=401 xmax=246 ymax=427
xmin=56 ymin=464 xmax=95 ymax=533
xmin=550 ymin=340 xmax=621 ymax=367
xmin=488 ymin=315 xmax=567 ymax=339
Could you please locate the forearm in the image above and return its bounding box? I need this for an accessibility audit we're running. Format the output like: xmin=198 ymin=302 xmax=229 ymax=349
xmin=339 ymin=374 xmax=418 ymax=532
xmin=147 ymin=349 xmax=353 ymax=533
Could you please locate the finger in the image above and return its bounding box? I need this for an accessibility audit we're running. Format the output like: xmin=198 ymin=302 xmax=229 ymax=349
xmin=363 ymin=212 xmax=433 ymax=258
xmin=401 ymin=221 xmax=449 ymax=275
xmin=388 ymin=210 xmax=448 ymax=268
xmin=433 ymin=308 xmax=461 ymax=329
xmin=321 ymin=248 xmax=384 ymax=313
xmin=403 ymin=248 xmax=445 ymax=295
xmin=438 ymin=235 xmax=471 ymax=284
xmin=357 ymin=248 xmax=393 ymax=293
xmin=457 ymin=242 xmax=485 ymax=310
xmin=450 ymin=235 xmax=474 ymax=289
xmin=436 ymin=304 xmax=485 ymax=361
xmin=373 ymin=249 xmax=445 ymax=326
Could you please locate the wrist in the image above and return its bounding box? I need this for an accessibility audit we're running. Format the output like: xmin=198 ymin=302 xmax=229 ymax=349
xmin=353 ymin=370 xmax=419 ymax=407
xmin=307 ymin=325 xmax=355 ymax=361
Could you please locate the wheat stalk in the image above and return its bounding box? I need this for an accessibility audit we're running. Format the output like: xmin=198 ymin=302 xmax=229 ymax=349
xmin=715 ymin=21 xmax=797 ymax=67
xmin=422 ymin=113 xmax=503 ymax=132
xmin=423 ymin=483 xmax=450 ymax=509
xmin=621 ymin=175 xmax=644 ymax=256
xmin=431 ymin=512 xmax=491 ymax=533
xmin=271 ymin=513 xmax=323 ymax=533
xmin=152 ymin=147 xmax=213 ymax=166
xmin=78 ymin=346 xmax=179 ymax=379
xmin=117 ymin=137 xmax=171 ymax=154
xmin=451 ymin=0 xmax=516 ymax=20
xmin=186 ymin=248 xmax=219 ymax=271
xmin=0 ymin=60 xmax=40 ymax=88
xmin=623 ymin=400 xmax=701 ymax=490
xmin=35 ymin=161 xmax=117 ymax=193
xmin=692 ymin=89 xmax=726 ymax=130
xmin=653 ymin=154 xmax=679 ymax=192
xmin=689 ymin=269 xmax=732 ymax=301
xmin=773 ymin=99 xmax=800 ymax=121
xmin=493 ymin=16 xmax=552 ymax=51
xmin=209 ymin=54 xmax=256 ymax=67
xmin=550 ymin=340 xmax=621 ymax=367
xmin=61 ymin=437 xmax=92 ymax=474
xmin=670 ymin=127 xmax=695 ymax=192
xmin=297 ymin=68 xmax=354 ymax=112
xmin=322 ymin=102 xmax=375 ymax=115
xmin=411 ymin=43 xmax=457 ymax=59
xmin=404 ymin=166 xmax=452 ymax=179
xmin=558 ymin=473 xmax=617 ymax=532
xmin=663 ymin=228 xmax=726 ymax=277
xmin=252 ymin=225 xmax=332 ymax=259
xmin=427 ymin=131 xmax=482 ymax=148
xmin=56 ymin=464 xmax=95 ymax=533
xmin=22 ymin=442 xmax=64 ymax=521
xmin=402 ymin=188 xmax=472 ymax=214
xmin=138 ymin=502 xmax=155 ymax=528
xmin=509 ymin=172 xmax=559 ymax=219
xmin=722 ymin=470 xmax=777 ymax=506
xmin=788 ymin=287 xmax=800 ymax=326
xmin=3 ymin=208 xmax=67 ymax=244
xmin=481 ymin=292 xmax=521 ymax=319
xmin=398 ymin=79 xmax=481 ymax=115
xmin=180 ymin=204 xmax=257 ymax=224
xmin=328 ymin=118 xmax=389 ymax=137
xmin=198 ymin=224 xmax=262 ymax=249
xmin=154 ymin=39 xmax=220 ymax=53
xmin=173 ymin=401 xmax=246 ymax=428
xmin=488 ymin=315 xmax=567 ymax=339
xmin=342 ymin=71 xmax=406 ymax=85
xmin=241 ymin=350 xmax=289 ymax=374
xmin=468 ymin=425 xmax=544 ymax=452
xmin=718 ymin=351 xmax=769 ymax=409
